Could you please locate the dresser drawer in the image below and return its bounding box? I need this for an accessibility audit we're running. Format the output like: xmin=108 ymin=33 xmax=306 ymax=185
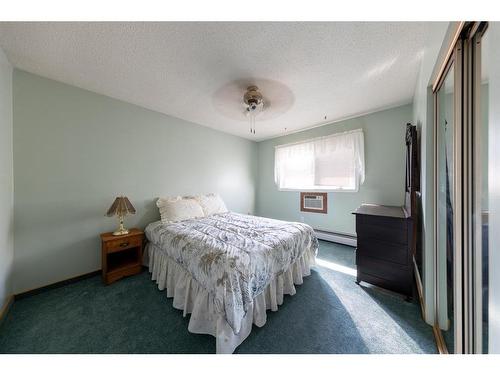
xmin=356 ymin=215 xmax=408 ymax=245
xmin=357 ymin=238 xmax=409 ymax=265
xmin=357 ymin=256 xmax=412 ymax=295
xmin=104 ymin=235 xmax=142 ymax=253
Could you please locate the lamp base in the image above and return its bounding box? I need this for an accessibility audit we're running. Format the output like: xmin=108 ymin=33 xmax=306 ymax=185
xmin=112 ymin=228 xmax=129 ymax=236
xmin=112 ymin=215 xmax=129 ymax=236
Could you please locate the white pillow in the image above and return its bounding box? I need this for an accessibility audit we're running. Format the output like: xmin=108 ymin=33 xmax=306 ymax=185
xmin=197 ymin=193 xmax=228 ymax=216
xmin=156 ymin=196 xmax=205 ymax=224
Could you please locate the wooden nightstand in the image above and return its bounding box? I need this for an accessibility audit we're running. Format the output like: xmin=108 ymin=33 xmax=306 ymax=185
xmin=100 ymin=228 xmax=144 ymax=285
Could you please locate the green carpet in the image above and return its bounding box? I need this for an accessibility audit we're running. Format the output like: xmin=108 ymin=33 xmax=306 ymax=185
xmin=0 ymin=240 xmax=437 ymax=353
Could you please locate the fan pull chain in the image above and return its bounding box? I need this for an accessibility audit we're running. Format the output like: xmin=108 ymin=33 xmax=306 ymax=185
xmin=249 ymin=113 xmax=256 ymax=134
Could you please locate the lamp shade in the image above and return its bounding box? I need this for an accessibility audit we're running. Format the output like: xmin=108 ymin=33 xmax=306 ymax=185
xmin=106 ymin=196 xmax=136 ymax=217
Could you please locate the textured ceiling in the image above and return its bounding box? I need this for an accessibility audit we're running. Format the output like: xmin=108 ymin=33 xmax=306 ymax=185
xmin=0 ymin=22 xmax=439 ymax=141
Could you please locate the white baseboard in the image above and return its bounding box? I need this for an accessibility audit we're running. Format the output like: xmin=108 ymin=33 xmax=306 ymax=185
xmin=314 ymin=229 xmax=357 ymax=247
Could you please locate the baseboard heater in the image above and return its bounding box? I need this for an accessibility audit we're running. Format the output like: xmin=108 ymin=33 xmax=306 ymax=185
xmin=314 ymin=229 xmax=357 ymax=247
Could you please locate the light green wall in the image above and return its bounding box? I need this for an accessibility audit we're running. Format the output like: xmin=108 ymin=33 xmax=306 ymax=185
xmin=0 ymin=48 xmax=13 ymax=308
xmin=256 ymin=104 xmax=412 ymax=235
xmin=12 ymin=70 xmax=257 ymax=294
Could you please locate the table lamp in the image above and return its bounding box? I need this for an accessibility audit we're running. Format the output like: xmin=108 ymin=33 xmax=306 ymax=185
xmin=106 ymin=196 xmax=136 ymax=235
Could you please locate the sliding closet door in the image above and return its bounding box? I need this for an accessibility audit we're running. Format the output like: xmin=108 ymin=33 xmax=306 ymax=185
xmin=434 ymin=22 xmax=491 ymax=354
xmin=471 ymin=23 xmax=489 ymax=354
xmin=435 ymin=54 xmax=461 ymax=353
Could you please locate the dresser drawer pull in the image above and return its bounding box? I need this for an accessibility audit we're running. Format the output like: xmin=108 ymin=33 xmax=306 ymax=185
xmin=119 ymin=242 xmax=130 ymax=247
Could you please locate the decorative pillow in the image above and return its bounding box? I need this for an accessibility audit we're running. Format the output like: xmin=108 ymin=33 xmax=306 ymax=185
xmin=156 ymin=196 xmax=205 ymax=224
xmin=197 ymin=193 xmax=228 ymax=216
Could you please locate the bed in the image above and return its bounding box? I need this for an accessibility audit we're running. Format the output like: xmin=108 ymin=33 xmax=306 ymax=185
xmin=144 ymin=211 xmax=318 ymax=353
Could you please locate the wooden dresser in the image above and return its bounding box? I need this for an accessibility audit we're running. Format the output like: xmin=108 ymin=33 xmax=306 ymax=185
xmin=352 ymin=124 xmax=419 ymax=301
xmin=353 ymin=204 xmax=414 ymax=300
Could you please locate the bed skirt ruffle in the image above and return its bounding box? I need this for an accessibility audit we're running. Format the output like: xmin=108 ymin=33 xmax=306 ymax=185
xmin=145 ymin=242 xmax=316 ymax=354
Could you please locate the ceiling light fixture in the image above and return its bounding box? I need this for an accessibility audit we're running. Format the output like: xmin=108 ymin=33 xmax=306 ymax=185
xmin=243 ymin=85 xmax=264 ymax=134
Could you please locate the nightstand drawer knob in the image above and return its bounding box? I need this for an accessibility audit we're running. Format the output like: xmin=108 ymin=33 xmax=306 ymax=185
xmin=119 ymin=242 xmax=130 ymax=247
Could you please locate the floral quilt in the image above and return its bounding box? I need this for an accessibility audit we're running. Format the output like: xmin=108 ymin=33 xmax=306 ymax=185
xmin=145 ymin=212 xmax=318 ymax=334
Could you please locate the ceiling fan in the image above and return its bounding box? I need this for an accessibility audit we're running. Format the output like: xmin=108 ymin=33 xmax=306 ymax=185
xmin=243 ymin=85 xmax=264 ymax=134
xmin=212 ymin=78 xmax=294 ymax=137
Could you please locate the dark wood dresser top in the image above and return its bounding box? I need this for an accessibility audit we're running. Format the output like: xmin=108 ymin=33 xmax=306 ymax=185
xmin=352 ymin=204 xmax=409 ymax=219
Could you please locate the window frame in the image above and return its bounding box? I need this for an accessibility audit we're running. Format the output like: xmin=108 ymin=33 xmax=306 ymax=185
xmin=274 ymin=129 xmax=364 ymax=193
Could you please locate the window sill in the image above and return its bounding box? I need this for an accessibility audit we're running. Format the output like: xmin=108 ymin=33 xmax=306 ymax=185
xmin=276 ymin=187 xmax=359 ymax=193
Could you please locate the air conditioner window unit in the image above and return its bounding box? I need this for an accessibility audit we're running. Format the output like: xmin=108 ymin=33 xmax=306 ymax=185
xmin=300 ymin=192 xmax=327 ymax=214
xmin=304 ymin=195 xmax=324 ymax=209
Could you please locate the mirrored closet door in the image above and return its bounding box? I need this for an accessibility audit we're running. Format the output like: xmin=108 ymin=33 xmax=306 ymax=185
xmin=471 ymin=23 xmax=489 ymax=354
xmin=435 ymin=50 xmax=460 ymax=354
xmin=433 ymin=22 xmax=490 ymax=354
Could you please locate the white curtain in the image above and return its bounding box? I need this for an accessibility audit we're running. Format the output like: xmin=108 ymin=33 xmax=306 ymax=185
xmin=274 ymin=129 xmax=365 ymax=191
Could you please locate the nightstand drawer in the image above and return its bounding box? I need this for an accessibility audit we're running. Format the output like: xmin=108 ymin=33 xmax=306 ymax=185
xmin=105 ymin=236 xmax=142 ymax=253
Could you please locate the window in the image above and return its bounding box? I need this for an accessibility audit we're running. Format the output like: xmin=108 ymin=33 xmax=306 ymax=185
xmin=274 ymin=129 xmax=365 ymax=191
